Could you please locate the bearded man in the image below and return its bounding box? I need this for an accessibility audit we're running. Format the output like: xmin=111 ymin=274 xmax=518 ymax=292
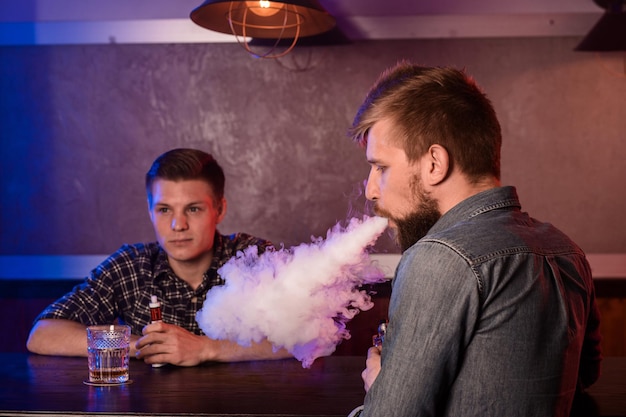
xmin=349 ymin=63 xmax=602 ymax=417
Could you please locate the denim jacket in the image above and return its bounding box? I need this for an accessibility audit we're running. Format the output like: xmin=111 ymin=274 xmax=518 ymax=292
xmin=362 ymin=186 xmax=602 ymax=417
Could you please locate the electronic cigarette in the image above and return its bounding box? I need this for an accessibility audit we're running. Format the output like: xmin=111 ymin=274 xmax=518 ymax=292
xmin=149 ymin=295 xmax=163 ymax=323
xmin=149 ymin=295 xmax=165 ymax=368
xmin=372 ymin=319 xmax=388 ymax=347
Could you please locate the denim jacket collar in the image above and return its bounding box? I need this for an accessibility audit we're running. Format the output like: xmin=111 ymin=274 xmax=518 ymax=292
xmin=428 ymin=185 xmax=521 ymax=236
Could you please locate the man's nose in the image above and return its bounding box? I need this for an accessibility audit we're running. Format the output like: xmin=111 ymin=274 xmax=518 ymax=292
xmin=171 ymin=214 xmax=188 ymax=231
xmin=364 ymin=171 xmax=378 ymax=201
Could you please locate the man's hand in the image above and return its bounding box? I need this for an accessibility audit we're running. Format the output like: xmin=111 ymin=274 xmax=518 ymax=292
xmin=135 ymin=322 xmax=292 ymax=366
xmin=362 ymin=346 xmax=382 ymax=392
xmin=135 ymin=322 xmax=213 ymax=366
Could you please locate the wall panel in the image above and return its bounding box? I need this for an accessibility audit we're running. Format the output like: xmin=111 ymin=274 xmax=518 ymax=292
xmin=1 ymin=38 xmax=624 ymax=256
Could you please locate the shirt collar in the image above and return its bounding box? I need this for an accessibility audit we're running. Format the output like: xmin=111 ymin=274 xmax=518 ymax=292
xmin=428 ymin=186 xmax=521 ymax=236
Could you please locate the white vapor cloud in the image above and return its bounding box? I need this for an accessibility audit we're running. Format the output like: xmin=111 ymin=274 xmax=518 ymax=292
xmin=196 ymin=216 xmax=389 ymax=367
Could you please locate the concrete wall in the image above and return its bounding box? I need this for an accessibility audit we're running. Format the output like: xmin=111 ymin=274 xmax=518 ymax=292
xmin=1 ymin=37 xmax=625 ymax=256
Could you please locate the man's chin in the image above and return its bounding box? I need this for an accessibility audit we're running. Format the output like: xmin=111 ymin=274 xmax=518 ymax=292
xmin=163 ymin=244 xmax=195 ymax=262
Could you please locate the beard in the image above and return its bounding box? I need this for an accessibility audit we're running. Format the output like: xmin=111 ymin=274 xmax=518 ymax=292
xmin=374 ymin=177 xmax=441 ymax=252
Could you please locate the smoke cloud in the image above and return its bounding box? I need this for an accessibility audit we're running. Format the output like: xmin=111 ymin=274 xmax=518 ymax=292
xmin=196 ymin=216 xmax=389 ymax=367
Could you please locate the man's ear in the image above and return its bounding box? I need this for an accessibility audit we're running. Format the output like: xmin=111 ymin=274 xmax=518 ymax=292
xmin=216 ymin=198 xmax=227 ymax=224
xmin=424 ymin=144 xmax=450 ymax=186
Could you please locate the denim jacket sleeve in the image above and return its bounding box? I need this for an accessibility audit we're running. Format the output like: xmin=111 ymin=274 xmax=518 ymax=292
xmin=578 ymin=283 xmax=602 ymax=390
xmin=362 ymin=241 xmax=480 ymax=417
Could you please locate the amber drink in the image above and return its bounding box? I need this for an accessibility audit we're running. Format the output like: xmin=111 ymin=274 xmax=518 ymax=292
xmin=87 ymin=325 xmax=130 ymax=384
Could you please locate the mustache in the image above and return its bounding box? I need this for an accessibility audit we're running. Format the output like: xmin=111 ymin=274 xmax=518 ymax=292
xmin=372 ymin=203 xmax=392 ymax=220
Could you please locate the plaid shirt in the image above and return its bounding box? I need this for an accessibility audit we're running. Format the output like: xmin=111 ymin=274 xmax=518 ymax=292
xmin=35 ymin=232 xmax=272 ymax=336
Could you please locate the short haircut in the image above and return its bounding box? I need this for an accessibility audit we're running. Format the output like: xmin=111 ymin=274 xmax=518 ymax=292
xmin=349 ymin=62 xmax=502 ymax=181
xmin=145 ymin=148 xmax=225 ymax=206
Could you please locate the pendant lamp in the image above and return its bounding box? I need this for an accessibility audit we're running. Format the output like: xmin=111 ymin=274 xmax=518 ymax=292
xmin=190 ymin=0 xmax=336 ymax=59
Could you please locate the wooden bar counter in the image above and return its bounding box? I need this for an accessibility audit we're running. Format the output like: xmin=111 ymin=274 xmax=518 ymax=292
xmin=0 ymin=352 xmax=364 ymax=416
xmin=0 ymin=352 xmax=624 ymax=416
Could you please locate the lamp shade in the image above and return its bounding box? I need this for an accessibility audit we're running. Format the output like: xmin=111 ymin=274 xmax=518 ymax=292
xmin=190 ymin=0 xmax=336 ymax=39
xmin=575 ymin=11 xmax=626 ymax=51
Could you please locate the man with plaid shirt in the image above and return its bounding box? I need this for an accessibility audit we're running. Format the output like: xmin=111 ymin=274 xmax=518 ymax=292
xmin=27 ymin=148 xmax=290 ymax=366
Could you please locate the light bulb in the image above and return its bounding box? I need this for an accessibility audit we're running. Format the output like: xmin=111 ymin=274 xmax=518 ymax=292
xmin=245 ymin=1 xmax=283 ymax=17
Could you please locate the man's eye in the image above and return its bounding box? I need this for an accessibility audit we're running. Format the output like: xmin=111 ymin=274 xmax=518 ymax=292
xmin=376 ymin=165 xmax=386 ymax=172
xmin=157 ymin=207 xmax=169 ymax=213
xmin=188 ymin=207 xmax=200 ymax=213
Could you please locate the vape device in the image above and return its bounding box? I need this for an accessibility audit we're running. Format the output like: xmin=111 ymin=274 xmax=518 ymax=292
xmin=372 ymin=319 xmax=388 ymax=347
xmin=149 ymin=295 xmax=165 ymax=368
